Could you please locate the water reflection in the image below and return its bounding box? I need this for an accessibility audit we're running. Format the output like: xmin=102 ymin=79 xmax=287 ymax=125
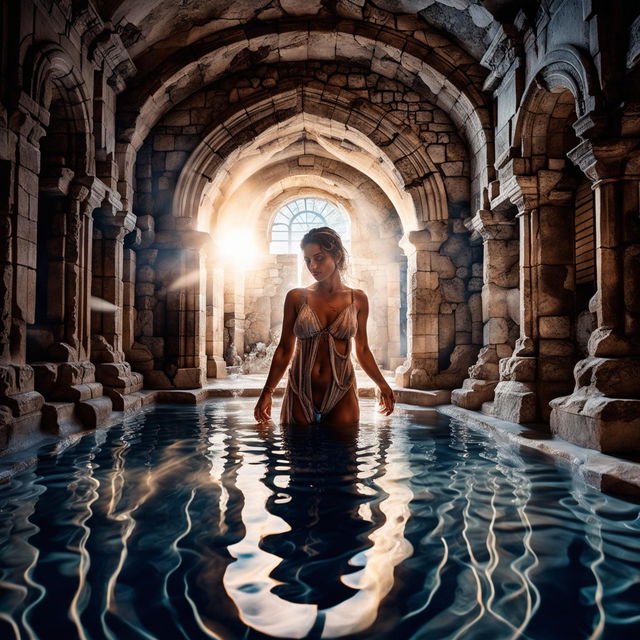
xmin=0 ymin=400 xmax=640 ymax=640
xmin=220 ymin=418 xmax=415 ymax=638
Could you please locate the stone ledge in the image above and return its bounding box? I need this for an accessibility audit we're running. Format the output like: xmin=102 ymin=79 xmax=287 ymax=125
xmin=438 ymin=404 xmax=640 ymax=499
xmin=395 ymin=388 xmax=451 ymax=406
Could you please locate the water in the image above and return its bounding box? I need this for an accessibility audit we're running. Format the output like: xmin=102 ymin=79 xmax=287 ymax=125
xmin=0 ymin=398 xmax=639 ymax=640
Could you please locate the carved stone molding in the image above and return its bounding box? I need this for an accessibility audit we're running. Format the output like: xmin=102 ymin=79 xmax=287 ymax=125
xmin=627 ymin=14 xmax=640 ymax=70
xmin=466 ymin=209 xmax=517 ymax=243
xmin=480 ymin=24 xmax=522 ymax=93
xmin=567 ymin=138 xmax=640 ymax=183
xmin=71 ymin=4 xmax=136 ymax=93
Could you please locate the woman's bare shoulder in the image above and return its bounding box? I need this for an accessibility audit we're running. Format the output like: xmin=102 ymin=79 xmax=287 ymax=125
xmin=350 ymin=288 xmax=368 ymax=306
xmin=284 ymin=288 xmax=308 ymax=305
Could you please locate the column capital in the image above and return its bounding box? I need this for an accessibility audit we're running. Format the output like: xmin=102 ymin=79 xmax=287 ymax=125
xmin=399 ymin=221 xmax=447 ymax=254
xmin=567 ymin=137 xmax=640 ymax=183
xmin=98 ymin=212 xmax=138 ymax=241
xmin=491 ymin=167 xmax=538 ymax=213
xmin=69 ymin=175 xmax=108 ymax=213
xmin=466 ymin=209 xmax=517 ymax=242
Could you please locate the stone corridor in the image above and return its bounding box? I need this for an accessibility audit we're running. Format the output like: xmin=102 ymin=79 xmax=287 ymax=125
xmin=1 ymin=1 xmax=639 ymax=471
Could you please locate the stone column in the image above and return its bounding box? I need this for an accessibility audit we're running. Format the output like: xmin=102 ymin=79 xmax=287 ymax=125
xmin=0 ymin=97 xmax=47 ymax=441
xmin=386 ymin=261 xmax=403 ymax=371
xmin=224 ymin=269 xmax=245 ymax=369
xmin=156 ymin=230 xmax=209 ymax=389
xmin=395 ymin=221 xmax=447 ymax=389
xmin=91 ymin=207 xmax=144 ymax=411
xmin=494 ymin=181 xmax=578 ymax=424
xmin=452 ymin=209 xmax=518 ymax=409
xmin=550 ymin=163 xmax=640 ymax=452
xmin=206 ymin=248 xmax=226 ymax=378
xmin=31 ymin=178 xmax=114 ymax=428
xmin=493 ymin=200 xmax=540 ymax=423
xmin=122 ymin=229 xmax=139 ymax=358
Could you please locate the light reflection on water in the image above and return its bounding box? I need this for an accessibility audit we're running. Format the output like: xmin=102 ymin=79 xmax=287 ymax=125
xmin=0 ymin=398 xmax=639 ymax=640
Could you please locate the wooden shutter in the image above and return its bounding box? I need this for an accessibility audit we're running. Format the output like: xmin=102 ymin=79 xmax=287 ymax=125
xmin=575 ymin=181 xmax=595 ymax=285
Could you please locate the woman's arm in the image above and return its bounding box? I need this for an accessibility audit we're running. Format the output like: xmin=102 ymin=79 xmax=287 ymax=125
xmin=353 ymin=290 xmax=395 ymax=415
xmin=254 ymin=289 xmax=299 ymax=423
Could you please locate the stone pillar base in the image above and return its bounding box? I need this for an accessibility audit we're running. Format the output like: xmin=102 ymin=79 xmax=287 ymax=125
xmin=95 ymin=362 xmax=144 ymax=411
xmin=31 ymin=361 xmax=113 ymax=428
xmin=76 ymin=396 xmax=113 ymax=428
xmin=451 ymin=379 xmax=498 ymax=410
xmin=493 ymin=352 xmax=539 ymax=423
xmin=549 ymin=356 xmax=640 ymax=453
xmin=103 ymin=388 xmax=144 ymax=413
xmin=493 ymin=380 xmax=538 ymax=423
xmin=174 ymin=367 xmax=206 ymax=389
xmin=41 ymin=401 xmax=83 ymax=435
xmin=207 ymin=356 xmax=227 ymax=379
xmin=0 ymin=365 xmax=45 ymax=453
xmin=395 ymin=357 xmax=437 ymax=389
xmin=452 ymin=345 xmax=502 ymax=410
xmin=550 ymin=396 xmax=640 ymax=453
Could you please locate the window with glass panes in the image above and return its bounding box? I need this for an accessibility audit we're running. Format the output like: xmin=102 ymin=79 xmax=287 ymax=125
xmin=269 ymin=198 xmax=350 ymax=254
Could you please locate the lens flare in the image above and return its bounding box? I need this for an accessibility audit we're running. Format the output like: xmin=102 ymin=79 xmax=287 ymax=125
xmin=167 ymin=269 xmax=204 ymax=291
xmin=214 ymin=229 xmax=260 ymax=270
xmin=89 ymin=296 xmax=119 ymax=313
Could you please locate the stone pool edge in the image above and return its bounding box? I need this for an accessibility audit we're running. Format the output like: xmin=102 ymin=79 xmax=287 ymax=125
xmin=437 ymin=404 xmax=640 ymax=500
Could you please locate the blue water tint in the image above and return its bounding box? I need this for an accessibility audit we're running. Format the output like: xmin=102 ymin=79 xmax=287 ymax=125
xmin=0 ymin=398 xmax=639 ymax=640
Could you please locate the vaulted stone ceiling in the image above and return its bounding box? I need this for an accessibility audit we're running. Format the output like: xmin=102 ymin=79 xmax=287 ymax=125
xmin=93 ymin=0 xmax=527 ymax=68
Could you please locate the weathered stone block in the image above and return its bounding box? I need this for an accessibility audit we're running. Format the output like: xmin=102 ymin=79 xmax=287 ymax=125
xmin=174 ymin=367 xmax=205 ymax=389
xmin=431 ymin=253 xmax=456 ymax=278
xmin=539 ymin=355 xmax=575 ymax=381
xmin=539 ymin=337 xmax=575 ymax=357
xmin=76 ymin=396 xmax=113 ymax=428
xmin=441 ymin=277 xmax=465 ymax=303
xmin=0 ymin=390 xmax=44 ymax=417
xmin=551 ymin=393 xmax=640 ymax=453
xmin=451 ymin=379 xmax=498 ymax=410
xmin=499 ymin=356 xmax=536 ymax=382
xmin=483 ymin=317 xmax=509 ymax=345
xmin=0 ymin=366 xmax=17 ymax=396
xmin=493 ymin=380 xmax=538 ymax=423
xmin=539 ymin=315 xmax=571 ymax=339
xmin=455 ymin=304 xmax=472 ymax=333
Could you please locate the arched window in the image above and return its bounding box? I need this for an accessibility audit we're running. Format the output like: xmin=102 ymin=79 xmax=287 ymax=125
xmin=269 ymin=197 xmax=350 ymax=254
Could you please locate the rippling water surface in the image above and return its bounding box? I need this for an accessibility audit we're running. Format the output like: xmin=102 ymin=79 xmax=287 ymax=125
xmin=1 ymin=398 xmax=639 ymax=640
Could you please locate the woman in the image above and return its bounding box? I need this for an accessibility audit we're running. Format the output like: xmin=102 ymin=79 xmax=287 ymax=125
xmin=254 ymin=227 xmax=395 ymax=425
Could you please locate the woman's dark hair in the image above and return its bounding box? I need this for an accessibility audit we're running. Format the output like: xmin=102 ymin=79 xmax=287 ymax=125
xmin=300 ymin=226 xmax=348 ymax=272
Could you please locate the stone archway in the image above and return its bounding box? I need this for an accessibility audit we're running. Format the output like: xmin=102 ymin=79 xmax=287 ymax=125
xmin=490 ymin=52 xmax=604 ymax=424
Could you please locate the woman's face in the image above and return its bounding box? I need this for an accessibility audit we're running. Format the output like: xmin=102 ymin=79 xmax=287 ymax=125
xmin=303 ymin=243 xmax=337 ymax=281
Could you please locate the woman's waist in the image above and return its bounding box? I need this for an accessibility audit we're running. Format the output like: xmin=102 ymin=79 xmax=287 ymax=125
xmin=289 ymin=347 xmax=354 ymax=379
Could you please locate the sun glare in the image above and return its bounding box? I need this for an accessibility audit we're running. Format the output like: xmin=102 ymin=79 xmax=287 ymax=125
xmin=215 ymin=228 xmax=260 ymax=270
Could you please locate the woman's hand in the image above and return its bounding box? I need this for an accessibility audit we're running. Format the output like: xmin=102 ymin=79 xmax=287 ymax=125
xmin=376 ymin=382 xmax=395 ymax=416
xmin=254 ymin=391 xmax=273 ymax=423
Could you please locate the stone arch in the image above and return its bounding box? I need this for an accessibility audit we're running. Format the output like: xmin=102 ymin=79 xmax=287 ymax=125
xmin=173 ymin=84 xmax=449 ymax=236
xmin=535 ymin=46 xmax=602 ymax=117
xmin=118 ymin=20 xmax=492 ymax=210
xmin=247 ymin=159 xmax=400 ymax=251
xmin=514 ymin=46 xmax=603 ymax=159
xmin=22 ymin=42 xmax=93 ymax=175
